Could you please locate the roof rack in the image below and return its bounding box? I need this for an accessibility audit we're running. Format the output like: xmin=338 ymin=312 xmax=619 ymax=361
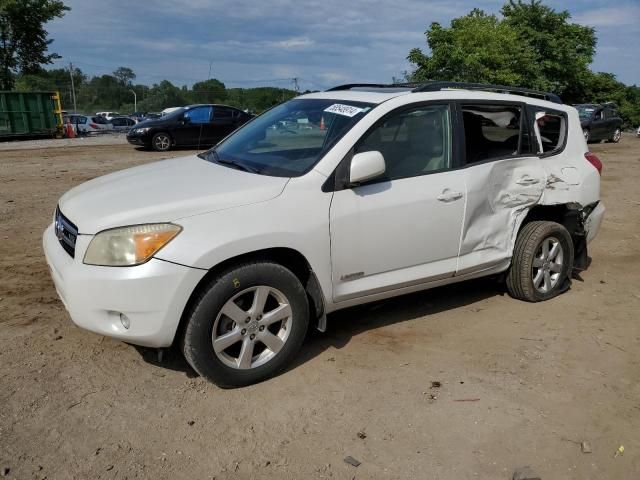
xmin=325 ymin=83 xmax=417 ymax=91
xmin=411 ymin=81 xmax=562 ymax=104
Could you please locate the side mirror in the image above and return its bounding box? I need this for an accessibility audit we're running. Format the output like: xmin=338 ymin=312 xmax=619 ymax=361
xmin=349 ymin=151 xmax=386 ymax=185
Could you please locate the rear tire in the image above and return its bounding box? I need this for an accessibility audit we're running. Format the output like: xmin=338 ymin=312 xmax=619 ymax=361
xmin=181 ymin=261 xmax=309 ymax=387
xmin=506 ymin=221 xmax=574 ymax=302
xmin=151 ymin=132 xmax=172 ymax=152
xmin=608 ymin=128 xmax=621 ymax=143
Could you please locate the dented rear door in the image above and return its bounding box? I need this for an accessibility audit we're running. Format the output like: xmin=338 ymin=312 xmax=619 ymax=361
xmin=457 ymin=156 xmax=545 ymax=274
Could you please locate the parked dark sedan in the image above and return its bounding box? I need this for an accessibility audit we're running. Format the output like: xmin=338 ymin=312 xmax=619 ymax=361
xmin=127 ymin=104 xmax=253 ymax=151
xmin=575 ymin=103 xmax=623 ymax=143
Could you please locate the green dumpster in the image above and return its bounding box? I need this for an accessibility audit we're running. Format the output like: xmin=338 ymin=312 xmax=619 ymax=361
xmin=0 ymin=91 xmax=63 ymax=139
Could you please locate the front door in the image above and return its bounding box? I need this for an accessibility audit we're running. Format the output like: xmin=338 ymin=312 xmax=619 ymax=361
xmin=175 ymin=105 xmax=213 ymax=146
xmin=329 ymin=103 xmax=465 ymax=302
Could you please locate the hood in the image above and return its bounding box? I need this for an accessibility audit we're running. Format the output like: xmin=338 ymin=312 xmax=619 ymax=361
xmin=133 ymin=117 xmax=170 ymax=128
xmin=58 ymin=155 xmax=289 ymax=234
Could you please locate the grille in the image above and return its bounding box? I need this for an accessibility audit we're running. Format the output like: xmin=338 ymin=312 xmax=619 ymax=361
xmin=55 ymin=207 xmax=78 ymax=258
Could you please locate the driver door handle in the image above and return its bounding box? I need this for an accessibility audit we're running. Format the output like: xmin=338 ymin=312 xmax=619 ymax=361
xmin=437 ymin=190 xmax=463 ymax=202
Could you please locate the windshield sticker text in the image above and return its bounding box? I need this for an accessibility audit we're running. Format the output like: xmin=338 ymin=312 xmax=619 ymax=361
xmin=324 ymin=104 xmax=364 ymax=117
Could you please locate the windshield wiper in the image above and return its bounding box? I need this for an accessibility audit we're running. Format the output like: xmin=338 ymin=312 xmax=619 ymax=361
xmin=202 ymin=149 xmax=260 ymax=174
xmin=217 ymin=158 xmax=260 ymax=174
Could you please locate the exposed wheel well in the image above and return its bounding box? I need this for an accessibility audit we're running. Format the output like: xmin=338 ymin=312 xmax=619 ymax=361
xmin=519 ymin=203 xmax=589 ymax=271
xmin=173 ymin=248 xmax=325 ymax=347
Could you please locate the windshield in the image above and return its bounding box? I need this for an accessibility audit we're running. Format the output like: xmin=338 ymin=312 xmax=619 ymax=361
xmin=576 ymin=105 xmax=595 ymax=120
xmin=201 ymin=98 xmax=374 ymax=177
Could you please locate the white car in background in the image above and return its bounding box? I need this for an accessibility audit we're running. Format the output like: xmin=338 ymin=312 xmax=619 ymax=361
xmin=95 ymin=112 xmax=121 ymax=121
xmin=45 ymin=82 xmax=604 ymax=387
xmin=110 ymin=116 xmax=137 ymax=132
xmin=63 ymin=114 xmax=113 ymax=135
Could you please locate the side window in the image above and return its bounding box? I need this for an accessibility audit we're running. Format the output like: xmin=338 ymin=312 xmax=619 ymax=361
xmin=213 ymin=107 xmax=233 ymax=119
xmin=185 ymin=106 xmax=212 ymax=124
xmin=78 ymin=116 xmax=87 ymax=124
xmin=355 ymin=104 xmax=452 ymax=181
xmin=461 ymin=104 xmax=522 ymax=164
xmin=533 ymin=111 xmax=566 ymax=155
xmin=594 ymin=109 xmax=603 ymax=121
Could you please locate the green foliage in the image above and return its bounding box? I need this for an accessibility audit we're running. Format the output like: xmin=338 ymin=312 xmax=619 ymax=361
xmin=0 ymin=0 xmax=69 ymax=89
xmin=191 ymin=79 xmax=227 ymax=104
xmin=14 ymin=66 xmax=298 ymax=115
xmin=113 ymin=66 xmax=136 ymax=86
xmin=501 ymin=0 xmax=596 ymax=96
xmin=408 ymin=0 xmax=639 ymax=127
xmin=408 ymin=9 xmax=537 ymax=86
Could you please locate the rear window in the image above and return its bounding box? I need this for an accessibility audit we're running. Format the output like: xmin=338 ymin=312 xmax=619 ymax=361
xmin=461 ymin=104 xmax=523 ymax=164
xmin=533 ymin=110 xmax=567 ymax=155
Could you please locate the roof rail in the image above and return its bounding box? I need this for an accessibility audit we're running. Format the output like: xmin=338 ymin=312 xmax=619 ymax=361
xmin=326 ymin=83 xmax=417 ymax=91
xmin=412 ymin=81 xmax=562 ymax=104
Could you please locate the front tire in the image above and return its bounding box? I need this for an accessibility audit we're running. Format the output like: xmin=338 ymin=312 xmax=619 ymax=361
xmin=506 ymin=221 xmax=574 ymax=302
xmin=181 ymin=261 xmax=309 ymax=387
xmin=151 ymin=132 xmax=172 ymax=152
xmin=582 ymin=129 xmax=590 ymax=143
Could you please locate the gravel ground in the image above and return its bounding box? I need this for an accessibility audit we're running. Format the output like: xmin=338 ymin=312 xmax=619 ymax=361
xmin=0 ymin=136 xmax=639 ymax=479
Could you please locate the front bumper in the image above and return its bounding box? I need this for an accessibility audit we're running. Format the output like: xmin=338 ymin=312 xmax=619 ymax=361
xmin=43 ymin=223 xmax=206 ymax=347
xmin=126 ymin=134 xmax=149 ymax=146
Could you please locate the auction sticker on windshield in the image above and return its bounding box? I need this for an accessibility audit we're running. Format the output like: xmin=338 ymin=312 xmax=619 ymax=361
xmin=324 ymin=104 xmax=364 ymax=117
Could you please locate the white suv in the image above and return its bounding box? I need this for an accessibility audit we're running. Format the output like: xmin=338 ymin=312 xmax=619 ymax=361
xmin=44 ymin=82 xmax=605 ymax=387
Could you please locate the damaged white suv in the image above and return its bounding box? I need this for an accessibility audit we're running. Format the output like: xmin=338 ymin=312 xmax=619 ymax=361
xmin=44 ymin=82 xmax=605 ymax=387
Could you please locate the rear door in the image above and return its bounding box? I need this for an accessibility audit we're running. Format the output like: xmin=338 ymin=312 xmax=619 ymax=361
xmin=210 ymin=106 xmax=236 ymax=144
xmin=457 ymin=102 xmax=546 ymax=275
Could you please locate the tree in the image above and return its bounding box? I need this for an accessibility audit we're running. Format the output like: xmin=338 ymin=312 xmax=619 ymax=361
xmin=113 ymin=66 xmax=135 ymax=86
xmin=0 ymin=0 xmax=69 ymax=89
xmin=191 ymin=78 xmax=226 ymax=104
xmin=407 ymin=9 xmax=537 ymax=86
xmin=501 ymin=0 xmax=596 ymax=99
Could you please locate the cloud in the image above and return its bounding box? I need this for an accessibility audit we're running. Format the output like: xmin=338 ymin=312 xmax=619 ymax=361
xmin=573 ymin=5 xmax=640 ymax=28
xmin=46 ymin=0 xmax=639 ymax=89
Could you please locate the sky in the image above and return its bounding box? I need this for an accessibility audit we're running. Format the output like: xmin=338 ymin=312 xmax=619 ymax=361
xmin=46 ymin=0 xmax=640 ymax=91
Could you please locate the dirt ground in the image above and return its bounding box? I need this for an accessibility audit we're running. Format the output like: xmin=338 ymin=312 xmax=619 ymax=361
xmin=1 ymin=136 xmax=639 ymax=480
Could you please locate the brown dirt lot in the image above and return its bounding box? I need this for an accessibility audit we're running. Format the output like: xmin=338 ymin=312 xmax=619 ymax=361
xmin=1 ymin=137 xmax=639 ymax=480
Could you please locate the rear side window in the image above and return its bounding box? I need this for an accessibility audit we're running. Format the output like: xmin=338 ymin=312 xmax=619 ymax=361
xmin=532 ymin=110 xmax=566 ymax=155
xmin=461 ymin=104 xmax=523 ymax=164
xmin=213 ymin=107 xmax=233 ymax=119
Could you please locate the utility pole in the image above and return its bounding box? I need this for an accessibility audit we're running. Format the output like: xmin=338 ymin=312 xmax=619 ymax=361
xmin=69 ymin=62 xmax=77 ymax=113
xmin=292 ymin=77 xmax=299 ymax=94
xmin=129 ymin=89 xmax=137 ymax=112
xmin=208 ymin=61 xmax=213 ymax=80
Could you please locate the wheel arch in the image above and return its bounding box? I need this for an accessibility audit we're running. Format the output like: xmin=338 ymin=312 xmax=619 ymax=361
xmin=518 ymin=203 xmax=592 ymax=271
xmin=152 ymin=130 xmax=174 ymax=148
xmin=173 ymin=247 xmax=326 ymax=347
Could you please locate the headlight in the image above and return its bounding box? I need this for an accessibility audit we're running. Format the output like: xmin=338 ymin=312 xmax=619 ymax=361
xmin=133 ymin=127 xmax=150 ymax=134
xmin=83 ymin=223 xmax=181 ymax=266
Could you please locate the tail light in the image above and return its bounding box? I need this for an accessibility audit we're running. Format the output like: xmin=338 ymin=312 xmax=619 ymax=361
xmin=585 ymin=152 xmax=602 ymax=175
xmin=89 ymin=123 xmax=99 ymax=129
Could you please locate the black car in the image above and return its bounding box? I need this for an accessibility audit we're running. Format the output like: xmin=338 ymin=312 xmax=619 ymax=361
xmin=575 ymin=103 xmax=623 ymax=143
xmin=127 ymin=104 xmax=253 ymax=151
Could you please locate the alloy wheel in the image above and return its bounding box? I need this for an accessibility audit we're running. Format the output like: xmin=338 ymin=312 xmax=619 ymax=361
xmin=532 ymin=236 xmax=564 ymax=293
xmin=211 ymin=286 xmax=292 ymax=369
